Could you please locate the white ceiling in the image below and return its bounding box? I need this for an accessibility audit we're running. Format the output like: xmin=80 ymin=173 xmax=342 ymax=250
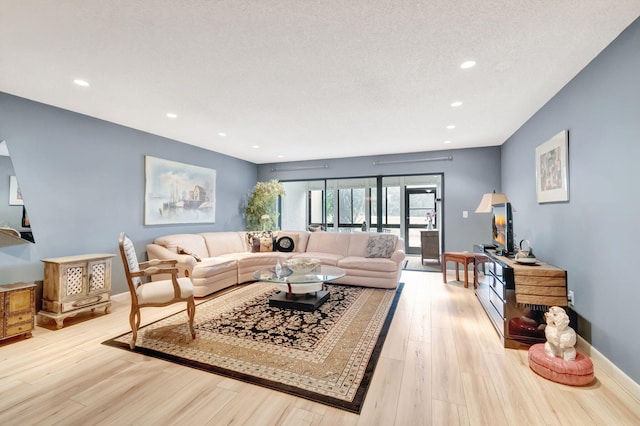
xmin=2 ymin=1 xmax=639 ymax=164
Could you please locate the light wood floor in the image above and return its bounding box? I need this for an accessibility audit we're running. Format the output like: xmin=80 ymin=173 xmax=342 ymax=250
xmin=1 ymin=270 xmax=639 ymax=425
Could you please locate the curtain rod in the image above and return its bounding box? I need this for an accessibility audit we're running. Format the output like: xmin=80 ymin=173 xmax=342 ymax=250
xmin=270 ymin=164 xmax=329 ymax=172
xmin=372 ymin=156 xmax=453 ymax=165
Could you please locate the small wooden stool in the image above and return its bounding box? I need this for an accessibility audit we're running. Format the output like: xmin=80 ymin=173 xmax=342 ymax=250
xmin=442 ymin=252 xmax=476 ymax=288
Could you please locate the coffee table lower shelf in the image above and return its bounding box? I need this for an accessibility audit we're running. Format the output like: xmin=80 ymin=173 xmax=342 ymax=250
xmin=269 ymin=290 xmax=330 ymax=311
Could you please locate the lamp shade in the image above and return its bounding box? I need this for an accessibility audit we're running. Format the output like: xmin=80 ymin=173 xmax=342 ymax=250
xmin=475 ymin=192 xmax=511 ymax=213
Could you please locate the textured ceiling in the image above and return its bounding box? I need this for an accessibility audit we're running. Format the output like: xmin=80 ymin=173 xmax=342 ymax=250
xmin=2 ymin=1 xmax=639 ymax=164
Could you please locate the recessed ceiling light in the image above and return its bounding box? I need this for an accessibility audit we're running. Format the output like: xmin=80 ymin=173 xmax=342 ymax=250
xmin=277 ymin=154 xmax=285 ymax=159
xmin=443 ymin=140 xmax=452 ymax=144
xmin=447 ymin=125 xmax=456 ymax=129
xmin=218 ymin=132 xmax=227 ymax=137
xmin=451 ymin=101 xmax=463 ymax=107
xmin=252 ymin=145 xmax=261 ymax=149
xmin=73 ymin=79 xmax=90 ymax=87
xmin=460 ymin=60 xmax=476 ymax=69
xmin=166 ymin=113 xmax=177 ymax=119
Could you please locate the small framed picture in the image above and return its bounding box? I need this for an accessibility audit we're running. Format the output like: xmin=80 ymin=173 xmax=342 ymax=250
xmin=9 ymin=176 xmax=24 ymax=205
xmin=536 ymin=130 xmax=569 ymax=203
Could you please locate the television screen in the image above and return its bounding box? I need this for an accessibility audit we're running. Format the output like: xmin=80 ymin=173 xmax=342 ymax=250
xmin=492 ymin=202 xmax=513 ymax=254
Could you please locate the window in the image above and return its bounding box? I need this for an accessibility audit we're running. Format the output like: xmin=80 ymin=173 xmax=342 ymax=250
xmin=309 ymin=190 xmax=323 ymax=224
xmin=281 ymin=174 xmax=441 ymax=242
xmin=338 ymin=188 xmax=365 ymax=228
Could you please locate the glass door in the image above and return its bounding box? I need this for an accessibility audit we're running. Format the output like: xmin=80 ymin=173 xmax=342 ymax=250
xmin=404 ymin=188 xmax=436 ymax=255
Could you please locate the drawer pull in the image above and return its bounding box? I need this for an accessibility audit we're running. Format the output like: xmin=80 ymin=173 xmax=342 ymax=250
xmin=72 ymin=296 xmax=102 ymax=307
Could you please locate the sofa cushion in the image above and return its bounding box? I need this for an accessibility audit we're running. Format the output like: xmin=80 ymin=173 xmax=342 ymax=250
xmin=291 ymin=252 xmax=344 ymax=266
xmin=343 ymin=233 xmax=375 ymax=256
xmin=201 ymin=232 xmax=247 ymax=256
xmin=365 ymin=234 xmax=397 ymax=258
xmin=190 ymin=258 xmax=237 ymax=279
xmin=338 ymin=256 xmax=398 ymax=272
xmin=237 ymin=252 xmax=292 ymax=269
xmin=154 ymin=234 xmax=209 ymax=258
xmin=306 ymin=232 xmax=352 ymax=257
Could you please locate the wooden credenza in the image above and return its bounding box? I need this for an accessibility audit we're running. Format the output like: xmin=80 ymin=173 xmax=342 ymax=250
xmin=1 ymin=282 xmax=36 ymax=341
xmin=420 ymin=230 xmax=440 ymax=263
xmin=474 ymin=248 xmax=572 ymax=349
xmin=39 ymin=253 xmax=114 ymax=329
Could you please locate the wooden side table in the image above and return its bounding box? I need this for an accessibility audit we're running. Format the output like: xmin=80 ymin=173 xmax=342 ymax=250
xmin=442 ymin=252 xmax=476 ymax=288
xmin=1 ymin=282 xmax=36 ymax=341
xmin=420 ymin=230 xmax=440 ymax=264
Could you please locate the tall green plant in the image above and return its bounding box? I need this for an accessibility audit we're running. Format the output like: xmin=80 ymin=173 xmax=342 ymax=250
xmin=245 ymin=179 xmax=285 ymax=231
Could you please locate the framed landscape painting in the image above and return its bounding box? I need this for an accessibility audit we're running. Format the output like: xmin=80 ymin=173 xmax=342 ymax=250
xmin=536 ymin=130 xmax=569 ymax=203
xmin=144 ymin=156 xmax=216 ymax=225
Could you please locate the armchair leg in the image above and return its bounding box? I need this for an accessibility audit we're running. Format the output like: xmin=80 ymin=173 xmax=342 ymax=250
xmin=187 ymin=296 xmax=196 ymax=339
xmin=129 ymin=308 xmax=141 ymax=349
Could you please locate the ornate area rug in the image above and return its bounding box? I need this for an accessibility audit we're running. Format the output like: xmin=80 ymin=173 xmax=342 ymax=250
xmin=103 ymin=282 xmax=403 ymax=413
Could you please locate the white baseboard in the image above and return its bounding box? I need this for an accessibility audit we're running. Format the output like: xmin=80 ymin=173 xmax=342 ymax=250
xmin=111 ymin=291 xmax=130 ymax=302
xmin=576 ymin=335 xmax=640 ymax=400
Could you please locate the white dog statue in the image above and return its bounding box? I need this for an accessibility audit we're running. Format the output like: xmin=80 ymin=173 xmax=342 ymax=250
xmin=544 ymin=306 xmax=577 ymax=361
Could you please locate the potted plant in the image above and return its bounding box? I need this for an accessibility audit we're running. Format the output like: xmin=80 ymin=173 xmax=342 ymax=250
xmin=244 ymin=179 xmax=285 ymax=231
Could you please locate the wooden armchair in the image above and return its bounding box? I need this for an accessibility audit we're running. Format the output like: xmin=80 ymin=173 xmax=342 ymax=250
xmin=118 ymin=232 xmax=196 ymax=349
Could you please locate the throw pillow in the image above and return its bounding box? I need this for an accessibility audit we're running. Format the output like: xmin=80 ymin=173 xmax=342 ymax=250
xmin=247 ymin=231 xmax=260 ymax=252
xmin=247 ymin=231 xmax=274 ymax=253
xmin=177 ymin=246 xmax=202 ymax=262
xmin=258 ymin=235 xmax=274 ymax=252
xmin=365 ymin=235 xmax=396 ymax=258
xmin=275 ymin=236 xmax=294 ymax=252
xmin=274 ymin=232 xmax=299 ymax=252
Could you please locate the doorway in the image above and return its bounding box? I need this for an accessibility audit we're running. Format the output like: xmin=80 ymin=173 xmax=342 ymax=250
xmin=404 ymin=187 xmax=437 ymax=255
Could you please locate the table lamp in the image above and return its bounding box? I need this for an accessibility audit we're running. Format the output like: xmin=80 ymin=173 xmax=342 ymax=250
xmin=475 ymin=190 xmax=512 ymax=213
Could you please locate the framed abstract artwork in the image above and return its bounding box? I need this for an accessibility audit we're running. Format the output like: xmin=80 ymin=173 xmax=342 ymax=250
xmin=536 ymin=130 xmax=569 ymax=203
xmin=144 ymin=156 xmax=216 ymax=225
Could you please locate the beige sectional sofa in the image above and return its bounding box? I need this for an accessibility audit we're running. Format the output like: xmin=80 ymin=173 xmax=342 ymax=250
xmin=146 ymin=231 xmax=405 ymax=297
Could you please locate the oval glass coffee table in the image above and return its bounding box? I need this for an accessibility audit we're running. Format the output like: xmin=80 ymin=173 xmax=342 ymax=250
xmin=253 ymin=265 xmax=345 ymax=311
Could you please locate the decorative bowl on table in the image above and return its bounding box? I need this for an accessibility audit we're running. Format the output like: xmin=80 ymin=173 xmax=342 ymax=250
xmin=284 ymin=258 xmax=321 ymax=274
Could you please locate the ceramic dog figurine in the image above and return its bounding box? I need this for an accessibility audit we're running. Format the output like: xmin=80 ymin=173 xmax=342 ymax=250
xmin=544 ymin=306 xmax=577 ymax=361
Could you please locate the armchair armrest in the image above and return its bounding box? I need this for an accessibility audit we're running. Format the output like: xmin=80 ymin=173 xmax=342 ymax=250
xmin=130 ymin=266 xmax=182 ymax=299
xmin=142 ymin=266 xmax=180 ymax=276
xmin=139 ymin=258 xmax=178 ymax=268
xmin=130 ymin=266 xmax=179 ymax=278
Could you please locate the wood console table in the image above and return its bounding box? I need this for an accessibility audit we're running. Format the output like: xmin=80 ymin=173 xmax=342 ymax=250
xmin=474 ymin=247 xmax=571 ymax=349
xmin=39 ymin=253 xmax=114 ymax=329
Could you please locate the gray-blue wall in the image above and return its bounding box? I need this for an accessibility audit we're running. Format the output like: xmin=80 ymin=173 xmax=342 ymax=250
xmin=258 ymin=146 xmax=503 ymax=253
xmin=501 ymin=18 xmax=640 ymax=383
xmin=0 ymin=93 xmax=257 ymax=294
